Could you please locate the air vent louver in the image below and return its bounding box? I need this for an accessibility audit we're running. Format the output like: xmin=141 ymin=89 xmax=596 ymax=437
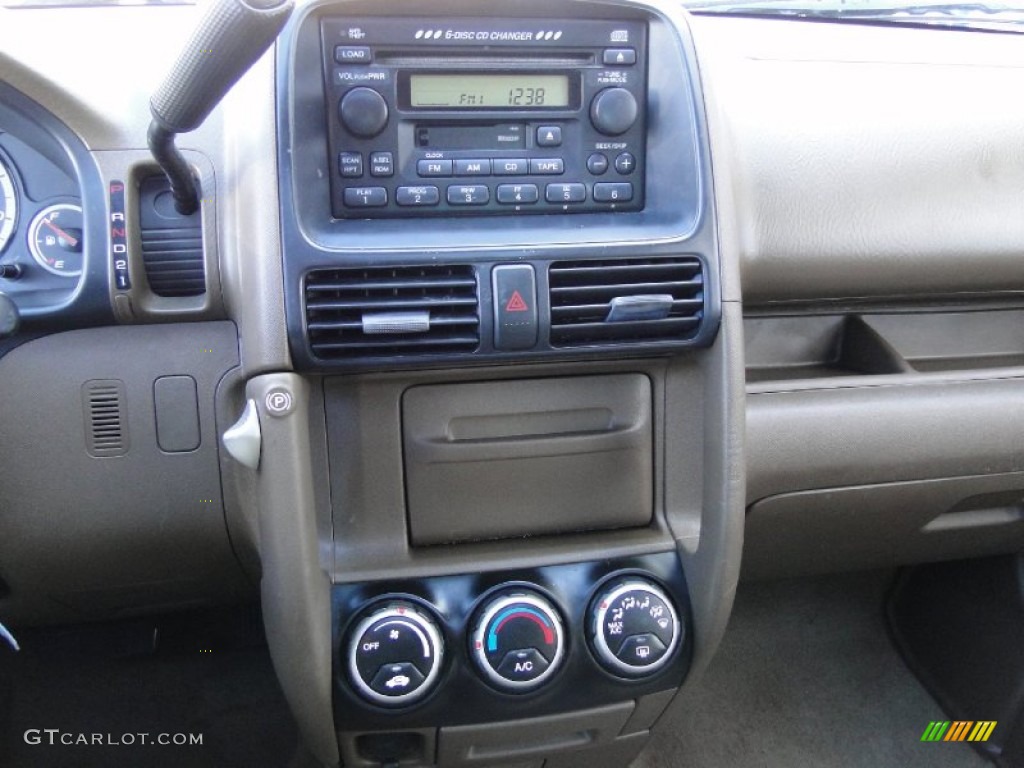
xmin=549 ymin=257 xmax=704 ymax=347
xmin=139 ymin=175 xmax=205 ymax=298
xmin=83 ymin=379 xmax=128 ymax=457
xmin=304 ymin=265 xmax=480 ymax=359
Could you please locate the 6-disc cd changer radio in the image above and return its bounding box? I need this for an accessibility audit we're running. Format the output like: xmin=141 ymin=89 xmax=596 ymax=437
xmin=321 ymin=17 xmax=648 ymax=218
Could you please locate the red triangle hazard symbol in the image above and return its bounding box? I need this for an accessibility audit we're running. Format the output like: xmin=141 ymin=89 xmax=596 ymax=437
xmin=505 ymin=291 xmax=529 ymax=312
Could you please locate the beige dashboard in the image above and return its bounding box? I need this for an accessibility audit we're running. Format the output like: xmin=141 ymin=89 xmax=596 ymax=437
xmin=0 ymin=2 xmax=1022 ymax=764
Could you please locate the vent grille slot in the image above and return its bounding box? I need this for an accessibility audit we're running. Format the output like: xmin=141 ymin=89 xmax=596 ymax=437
xmin=83 ymin=379 xmax=128 ymax=457
xmin=304 ymin=265 xmax=480 ymax=359
xmin=549 ymin=257 xmax=704 ymax=347
xmin=139 ymin=175 xmax=205 ymax=298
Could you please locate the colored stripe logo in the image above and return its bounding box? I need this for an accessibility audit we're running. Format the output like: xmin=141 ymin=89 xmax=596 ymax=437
xmin=921 ymin=721 xmax=997 ymax=743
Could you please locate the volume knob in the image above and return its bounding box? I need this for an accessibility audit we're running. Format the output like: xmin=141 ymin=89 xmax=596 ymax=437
xmin=590 ymin=87 xmax=638 ymax=136
xmin=339 ymin=87 xmax=389 ymax=138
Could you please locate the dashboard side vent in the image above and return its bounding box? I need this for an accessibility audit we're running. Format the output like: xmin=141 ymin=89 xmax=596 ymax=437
xmin=139 ymin=175 xmax=205 ymax=298
xmin=304 ymin=265 xmax=480 ymax=359
xmin=83 ymin=379 xmax=128 ymax=458
xmin=549 ymin=257 xmax=704 ymax=347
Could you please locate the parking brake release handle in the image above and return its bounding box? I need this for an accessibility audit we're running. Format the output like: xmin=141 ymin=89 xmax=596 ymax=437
xmin=223 ymin=399 xmax=262 ymax=470
xmin=148 ymin=0 xmax=294 ymax=214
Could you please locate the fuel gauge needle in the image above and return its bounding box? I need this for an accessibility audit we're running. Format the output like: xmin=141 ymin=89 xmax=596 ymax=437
xmin=42 ymin=218 xmax=79 ymax=248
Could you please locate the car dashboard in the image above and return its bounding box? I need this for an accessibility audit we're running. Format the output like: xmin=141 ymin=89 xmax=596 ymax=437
xmin=0 ymin=0 xmax=1022 ymax=766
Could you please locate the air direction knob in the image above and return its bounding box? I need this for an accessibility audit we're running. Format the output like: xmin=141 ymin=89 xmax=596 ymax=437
xmin=589 ymin=577 xmax=681 ymax=678
xmin=470 ymin=590 xmax=565 ymax=693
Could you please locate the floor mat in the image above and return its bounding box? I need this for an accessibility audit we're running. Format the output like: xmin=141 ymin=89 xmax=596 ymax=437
xmin=635 ymin=570 xmax=991 ymax=768
xmin=0 ymin=605 xmax=299 ymax=768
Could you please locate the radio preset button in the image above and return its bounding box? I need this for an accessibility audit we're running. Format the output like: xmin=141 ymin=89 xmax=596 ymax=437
xmin=530 ymin=158 xmax=565 ymax=175
xmin=494 ymin=159 xmax=529 ymax=176
xmin=418 ymin=159 xmax=454 ymax=177
xmin=593 ymin=182 xmax=633 ymax=203
xmin=343 ymin=187 xmax=388 ymax=208
xmin=496 ymin=184 xmax=539 ymax=205
xmin=536 ymin=126 xmax=562 ymax=147
xmin=396 ymin=186 xmax=440 ymax=207
xmin=587 ymin=153 xmax=609 ymax=175
xmin=545 ymin=183 xmax=586 ymax=204
xmin=614 ymin=152 xmax=636 ymax=175
xmin=334 ymin=46 xmax=373 ymax=65
xmin=338 ymin=152 xmax=363 ymax=178
xmin=339 ymin=87 xmax=389 ymax=138
xmin=603 ymin=48 xmax=637 ymax=66
xmin=370 ymin=152 xmax=394 ymax=177
xmin=447 ymin=185 xmax=490 ymax=205
xmin=455 ymin=159 xmax=491 ymax=177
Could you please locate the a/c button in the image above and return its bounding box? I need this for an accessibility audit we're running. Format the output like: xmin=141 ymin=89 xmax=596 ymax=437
xmin=495 ymin=648 xmax=550 ymax=682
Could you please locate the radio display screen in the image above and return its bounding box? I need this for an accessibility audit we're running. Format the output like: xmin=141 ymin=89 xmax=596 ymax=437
xmin=409 ymin=74 xmax=571 ymax=109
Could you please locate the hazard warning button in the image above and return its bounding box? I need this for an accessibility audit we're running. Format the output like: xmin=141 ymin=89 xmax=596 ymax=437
xmin=492 ymin=264 xmax=538 ymax=351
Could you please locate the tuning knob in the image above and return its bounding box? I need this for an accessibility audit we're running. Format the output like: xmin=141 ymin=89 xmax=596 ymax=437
xmin=589 ymin=577 xmax=681 ymax=678
xmin=590 ymin=87 xmax=638 ymax=136
xmin=470 ymin=590 xmax=566 ymax=693
xmin=339 ymin=87 xmax=389 ymax=138
xmin=347 ymin=600 xmax=445 ymax=706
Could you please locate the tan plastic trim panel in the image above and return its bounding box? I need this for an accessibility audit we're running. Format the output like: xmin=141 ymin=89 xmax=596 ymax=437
xmin=746 ymin=376 xmax=1024 ymax=504
xmin=93 ymin=150 xmax=225 ymax=322
xmin=689 ymin=15 xmax=1024 ymax=304
xmin=219 ymin=49 xmax=292 ymax=376
xmin=246 ymin=373 xmax=338 ymax=767
xmin=0 ymin=322 xmax=251 ymax=627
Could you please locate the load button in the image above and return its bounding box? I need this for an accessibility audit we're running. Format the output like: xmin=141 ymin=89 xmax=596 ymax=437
xmin=492 ymin=264 xmax=538 ymax=351
xmin=334 ymin=46 xmax=372 ymax=65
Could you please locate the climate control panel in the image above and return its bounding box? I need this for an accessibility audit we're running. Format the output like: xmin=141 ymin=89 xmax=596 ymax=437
xmin=333 ymin=553 xmax=691 ymax=729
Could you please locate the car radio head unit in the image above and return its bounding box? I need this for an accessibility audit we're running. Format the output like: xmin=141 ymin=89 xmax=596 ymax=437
xmin=320 ymin=17 xmax=648 ymax=218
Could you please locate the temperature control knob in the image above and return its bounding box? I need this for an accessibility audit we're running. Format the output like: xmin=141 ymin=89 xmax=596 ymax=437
xmin=471 ymin=590 xmax=565 ymax=693
xmin=589 ymin=578 xmax=681 ymax=678
xmin=589 ymin=87 xmax=638 ymax=136
xmin=347 ymin=600 xmax=444 ymax=706
xmin=338 ymin=87 xmax=389 ymax=138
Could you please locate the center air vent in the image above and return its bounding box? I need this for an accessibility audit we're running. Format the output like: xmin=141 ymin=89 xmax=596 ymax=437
xmin=549 ymin=257 xmax=704 ymax=347
xmin=304 ymin=265 xmax=480 ymax=359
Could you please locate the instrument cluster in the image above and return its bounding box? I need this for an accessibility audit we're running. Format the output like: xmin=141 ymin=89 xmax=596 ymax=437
xmin=0 ymin=132 xmax=85 ymax=306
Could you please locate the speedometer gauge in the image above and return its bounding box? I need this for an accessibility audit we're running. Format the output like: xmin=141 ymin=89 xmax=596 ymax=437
xmin=29 ymin=203 xmax=83 ymax=277
xmin=0 ymin=156 xmax=17 ymax=255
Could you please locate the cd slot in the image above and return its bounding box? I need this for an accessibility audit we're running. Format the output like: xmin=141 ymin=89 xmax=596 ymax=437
xmin=376 ymin=51 xmax=595 ymax=67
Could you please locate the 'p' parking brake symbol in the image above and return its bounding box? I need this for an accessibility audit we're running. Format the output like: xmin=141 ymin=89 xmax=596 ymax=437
xmin=265 ymin=389 xmax=294 ymax=416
